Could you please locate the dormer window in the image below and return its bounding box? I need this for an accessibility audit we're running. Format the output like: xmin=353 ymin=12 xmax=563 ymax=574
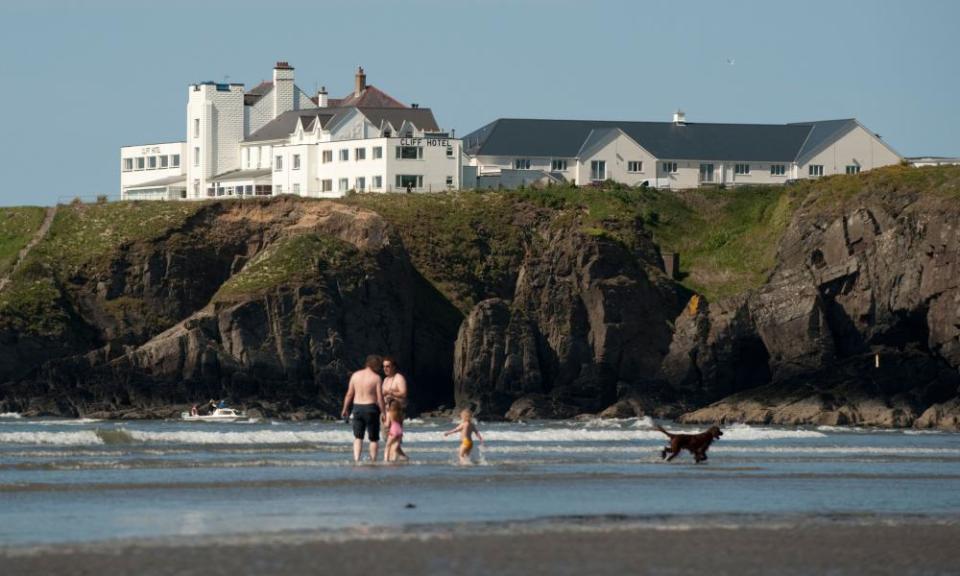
xmin=384 ymin=129 xmax=392 ymax=137
xmin=514 ymin=159 xmax=531 ymax=170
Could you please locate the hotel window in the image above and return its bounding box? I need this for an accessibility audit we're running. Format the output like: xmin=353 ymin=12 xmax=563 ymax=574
xmin=662 ymin=161 xmax=678 ymax=174
xmin=276 ymin=184 xmax=283 ymax=194
xmin=147 ymin=156 xmax=157 ymax=169
xmin=293 ymin=183 xmax=301 ymax=194
xmin=322 ymin=150 xmax=333 ymax=163
xmin=446 ymin=146 xmax=454 ymax=158
xmin=845 ymin=165 xmax=861 ymax=174
xmin=395 ymin=175 xmax=423 ymax=190
xmin=193 ymin=147 xmax=200 ymax=167
xmin=770 ymin=164 xmax=786 ymax=176
xmin=514 ymin=159 xmax=531 ymax=170
xmin=193 ymin=118 xmax=200 ymax=138
xmin=339 ymin=178 xmax=349 ymax=191
xmin=373 ymin=175 xmax=383 ymax=189
xmin=339 ymin=149 xmax=349 ymax=161
xmin=356 ymin=177 xmax=365 ymax=190
xmin=275 ymin=155 xmax=283 ymax=171
xmin=321 ymin=179 xmax=333 ymax=192
xmin=171 ymin=154 xmax=180 ymax=168
xmin=734 ymin=163 xmax=751 ymax=175
xmin=293 ymin=154 xmax=301 ymax=170
xmin=627 ymin=161 xmax=643 ymax=172
xmin=551 ymin=159 xmax=568 ymax=171
xmin=159 ymin=155 xmax=168 ymax=169
xmin=245 ymin=149 xmax=251 ymax=168
xmin=136 ymin=157 xmax=145 ymax=170
xmin=590 ymin=160 xmax=606 ymax=181
xmin=355 ymin=148 xmax=366 ymax=161
xmin=446 ymin=176 xmax=454 ymax=187
xmin=123 ymin=158 xmax=133 ymax=172
xmin=372 ymin=146 xmax=383 ymax=159
xmin=809 ymin=165 xmax=824 ymax=177
xmin=396 ymin=146 xmax=423 ymax=160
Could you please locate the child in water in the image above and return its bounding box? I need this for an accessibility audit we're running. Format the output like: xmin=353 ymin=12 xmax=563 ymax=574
xmin=444 ymin=409 xmax=484 ymax=464
xmin=384 ymin=403 xmax=406 ymax=462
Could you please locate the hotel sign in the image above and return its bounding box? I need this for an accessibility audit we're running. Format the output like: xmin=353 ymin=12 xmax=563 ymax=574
xmin=400 ymin=137 xmax=450 ymax=147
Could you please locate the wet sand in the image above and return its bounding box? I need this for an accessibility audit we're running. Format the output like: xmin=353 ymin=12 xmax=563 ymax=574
xmin=3 ymin=520 xmax=959 ymax=576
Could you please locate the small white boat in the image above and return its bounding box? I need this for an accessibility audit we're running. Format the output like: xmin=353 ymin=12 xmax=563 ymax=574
xmin=181 ymin=407 xmax=247 ymax=422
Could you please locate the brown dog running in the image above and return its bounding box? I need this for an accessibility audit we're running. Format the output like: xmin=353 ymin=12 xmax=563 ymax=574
xmin=656 ymin=425 xmax=723 ymax=463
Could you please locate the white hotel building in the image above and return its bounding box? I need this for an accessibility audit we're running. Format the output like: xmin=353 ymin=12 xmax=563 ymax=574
xmin=120 ymin=63 xmax=461 ymax=200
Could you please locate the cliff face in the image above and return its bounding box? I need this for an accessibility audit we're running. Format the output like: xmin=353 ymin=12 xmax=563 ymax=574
xmin=2 ymin=168 xmax=959 ymax=429
xmin=0 ymin=199 xmax=460 ymax=417
xmin=453 ymin=217 xmax=683 ymax=419
xmin=665 ymin=184 xmax=960 ymax=429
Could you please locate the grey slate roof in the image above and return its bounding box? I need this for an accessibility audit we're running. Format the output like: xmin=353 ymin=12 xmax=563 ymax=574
xmin=245 ymin=107 xmax=440 ymax=143
xmin=464 ymin=118 xmax=861 ymax=163
xmin=246 ymin=110 xmax=338 ymax=142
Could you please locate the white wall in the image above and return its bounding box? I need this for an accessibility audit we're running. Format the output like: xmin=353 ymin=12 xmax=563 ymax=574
xmin=120 ymin=142 xmax=186 ymax=199
xmin=799 ymin=124 xmax=901 ymax=178
xmin=186 ymin=83 xmax=244 ymax=199
xmin=577 ymin=132 xmax=656 ymax=186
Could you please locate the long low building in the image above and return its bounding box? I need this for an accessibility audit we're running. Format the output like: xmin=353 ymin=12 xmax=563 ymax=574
xmin=461 ymin=112 xmax=902 ymax=188
xmin=121 ymin=63 xmax=461 ymax=200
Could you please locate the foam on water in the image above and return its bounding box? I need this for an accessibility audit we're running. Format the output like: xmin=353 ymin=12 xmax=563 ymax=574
xmin=0 ymin=412 xmax=22 ymax=419
xmin=0 ymin=423 xmax=827 ymax=447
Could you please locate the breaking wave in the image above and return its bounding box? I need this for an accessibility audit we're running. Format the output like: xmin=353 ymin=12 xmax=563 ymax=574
xmin=0 ymin=412 xmax=22 ymax=419
xmin=0 ymin=424 xmax=827 ymax=447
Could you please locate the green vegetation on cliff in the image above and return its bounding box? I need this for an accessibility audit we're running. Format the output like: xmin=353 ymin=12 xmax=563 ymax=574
xmin=0 ymin=201 xmax=206 ymax=336
xmin=0 ymin=207 xmax=46 ymax=276
xmin=0 ymin=165 xmax=957 ymax=340
xmin=214 ymin=234 xmax=366 ymax=302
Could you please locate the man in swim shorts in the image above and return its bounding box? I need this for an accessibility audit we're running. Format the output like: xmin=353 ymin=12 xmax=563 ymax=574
xmin=341 ymin=354 xmax=386 ymax=462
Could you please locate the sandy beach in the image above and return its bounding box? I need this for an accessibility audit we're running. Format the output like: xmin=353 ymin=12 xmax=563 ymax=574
xmin=3 ymin=519 xmax=959 ymax=576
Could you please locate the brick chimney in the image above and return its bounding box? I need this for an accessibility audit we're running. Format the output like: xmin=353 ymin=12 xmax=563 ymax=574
xmin=354 ymin=66 xmax=366 ymax=97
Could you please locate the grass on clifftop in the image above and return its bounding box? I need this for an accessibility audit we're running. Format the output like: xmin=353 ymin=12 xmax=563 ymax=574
xmin=0 ymin=207 xmax=46 ymax=276
xmin=0 ymin=201 xmax=207 ymax=336
xmin=213 ymin=233 xmax=366 ymax=302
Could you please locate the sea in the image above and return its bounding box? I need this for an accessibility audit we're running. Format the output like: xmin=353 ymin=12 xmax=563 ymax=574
xmin=1 ymin=412 xmax=959 ymax=547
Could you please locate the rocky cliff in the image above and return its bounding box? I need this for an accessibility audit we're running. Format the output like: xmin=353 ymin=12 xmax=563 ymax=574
xmin=2 ymin=167 xmax=959 ymax=429
xmin=663 ymin=168 xmax=960 ymax=430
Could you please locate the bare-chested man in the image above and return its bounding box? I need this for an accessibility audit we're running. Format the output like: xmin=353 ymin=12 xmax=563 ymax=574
xmin=382 ymin=356 xmax=409 ymax=459
xmin=341 ymin=355 xmax=386 ymax=462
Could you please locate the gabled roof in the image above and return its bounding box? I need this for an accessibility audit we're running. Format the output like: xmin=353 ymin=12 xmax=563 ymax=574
xmin=789 ymin=119 xmax=857 ymax=162
xmin=359 ymin=107 xmax=440 ymax=133
xmin=464 ymin=118 xmax=868 ymax=163
xmin=245 ymin=109 xmax=338 ymax=142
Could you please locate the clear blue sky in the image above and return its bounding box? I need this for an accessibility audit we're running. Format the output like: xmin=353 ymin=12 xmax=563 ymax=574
xmin=1 ymin=0 xmax=957 ymax=206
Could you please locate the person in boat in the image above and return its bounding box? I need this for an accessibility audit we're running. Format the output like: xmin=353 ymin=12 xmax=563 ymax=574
xmin=217 ymin=399 xmax=226 ymax=409
xmin=190 ymin=404 xmax=199 ymax=417
xmin=382 ymin=356 xmax=409 ymax=459
xmin=341 ymin=355 xmax=386 ymax=462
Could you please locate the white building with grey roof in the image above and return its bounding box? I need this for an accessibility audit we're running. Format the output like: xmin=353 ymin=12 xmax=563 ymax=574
xmin=120 ymin=62 xmax=460 ymax=200
xmin=462 ymin=112 xmax=902 ymax=189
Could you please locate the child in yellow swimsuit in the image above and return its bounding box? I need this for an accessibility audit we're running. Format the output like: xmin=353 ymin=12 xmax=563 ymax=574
xmin=444 ymin=409 xmax=484 ymax=464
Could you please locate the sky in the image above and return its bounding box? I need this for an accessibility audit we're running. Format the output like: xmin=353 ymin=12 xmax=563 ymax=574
xmin=0 ymin=0 xmax=957 ymax=206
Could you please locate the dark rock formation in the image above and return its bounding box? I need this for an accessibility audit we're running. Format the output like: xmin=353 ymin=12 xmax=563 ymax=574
xmin=667 ymin=192 xmax=960 ymax=427
xmin=0 ymin=200 xmax=460 ymax=418
xmin=454 ymin=217 xmax=684 ymax=419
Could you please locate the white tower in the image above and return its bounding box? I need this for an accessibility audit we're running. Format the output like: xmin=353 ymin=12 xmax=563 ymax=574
xmin=185 ymin=81 xmax=244 ymax=199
